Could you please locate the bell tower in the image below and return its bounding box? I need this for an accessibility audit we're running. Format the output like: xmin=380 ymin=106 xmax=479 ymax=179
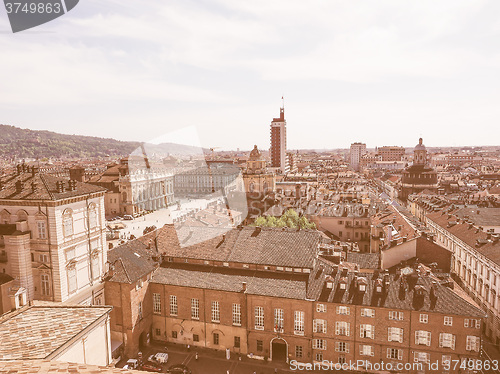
xmin=413 ymin=137 xmax=427 ymax=166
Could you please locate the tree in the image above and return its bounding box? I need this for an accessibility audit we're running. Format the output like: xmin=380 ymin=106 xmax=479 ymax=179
xmin=251 ymin=209 xmax=316 ymax=229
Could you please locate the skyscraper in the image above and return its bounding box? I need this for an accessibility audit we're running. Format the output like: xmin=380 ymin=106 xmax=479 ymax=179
xmin=350 ymin=142 xmax=366 ymax=171
xmin=270 ymin=100 xmax=288 ymax=174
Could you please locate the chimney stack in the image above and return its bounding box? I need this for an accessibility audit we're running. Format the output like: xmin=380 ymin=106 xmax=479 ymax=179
xmin=15 ymin=180 xmax=23 ymax=193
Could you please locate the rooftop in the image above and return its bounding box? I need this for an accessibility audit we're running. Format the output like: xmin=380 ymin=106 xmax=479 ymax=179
xmin=0 ymin=168 xmax=105 ymax=201
xmin=140 ymin=225 xmax=321 ymax=269
xmin=0 ymin=305 xmax=112 ymax=360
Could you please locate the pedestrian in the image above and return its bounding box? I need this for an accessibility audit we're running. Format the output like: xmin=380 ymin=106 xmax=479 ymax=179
xmin=195 ymin=352 xmax=198 ymax=360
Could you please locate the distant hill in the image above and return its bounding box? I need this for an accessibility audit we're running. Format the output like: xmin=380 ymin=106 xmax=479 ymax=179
xmin=0 ymin=124 xmax=140 ymax=159
xmin=0 ymin=124 xmax=210 ymax=159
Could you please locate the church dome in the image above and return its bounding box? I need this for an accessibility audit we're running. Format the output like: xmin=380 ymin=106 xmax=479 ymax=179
xmin=415 ymin=137 xmax=426 ymax=151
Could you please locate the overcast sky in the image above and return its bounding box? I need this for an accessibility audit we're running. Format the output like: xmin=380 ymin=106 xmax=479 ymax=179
xmin=1 ymin=0 xmax=500 ymax=151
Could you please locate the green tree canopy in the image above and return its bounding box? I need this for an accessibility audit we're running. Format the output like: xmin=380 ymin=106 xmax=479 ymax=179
xmin=251 ymin=209 xmax=316 ymax=229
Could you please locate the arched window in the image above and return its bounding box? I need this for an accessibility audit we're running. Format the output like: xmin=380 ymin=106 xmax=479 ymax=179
xmin=16 ymin=209 xmax=28 ymax=222
xmin=0 ymin=209 xmax=11 ymax=224
xmin=122 ymin=191 xmax=128 ymax=203
xmin=62 ymin=209 xmax=73 ymax=237
xmin=249 ymin=182 xmax=255 ymax=193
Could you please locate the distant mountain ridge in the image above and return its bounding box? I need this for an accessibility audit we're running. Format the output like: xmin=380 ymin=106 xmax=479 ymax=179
xmin=0 ymin=124 xmax=208 ymax=159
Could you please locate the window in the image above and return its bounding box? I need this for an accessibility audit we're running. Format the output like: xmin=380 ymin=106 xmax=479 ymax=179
xmin=387 ymin=348 xmax=402 ymax=360
xmin=360 ymin=324 xmax=374 ymax=339
xmin=336 ymin=306 xmax=350 ymax=315
xmin=439 ymin=333 xmax=456 ymax=349
xmin=211 ymin=301 xmax=220 ymax=322
xmin=88 ymin=205 xmax=97 ymax=228
xmin=41 ymin=274 xmax=50 ymax=296
xmin=67 ymin=266 xmax=77 ymax=293
xmin=360 ymin=345 xmax=374 ymax=356
xmin=444 ymin=316 xmax=453 ymax=326
xmin=466 ymin=336 xmax=480 ymax=352
xmin=442 ymin=355 xmax=451 ymax=368
xmin=389 ymin=311 xmax=403 ymax=320
xmin=233 ymin=304 xmax=241 ymax=326
xmin=138 ymin=301 xmax=143 ymax=320
xmin=274 ymin=308 xmax=284 ymax=333
xmin=415 ymin=331 xmax=431 ymax=346
xmin=316 ymin=303 xmax=326 ymax=312
xmin=361 ymin=308 xmax=375 ymax=317
xmin=257 ymin=340 xmax=263 ymax=352
xmin=414 ymin=352 xmax=430 ymax=364
xmin=155 ymin=328 xmax=161 ymax=336
xmin=37 ymin=221 xmax=46 ymax=239
xmin=419 ymin=314 xmax=428 ymax=323
xmin=91 ymin=255 xmax=100 ymax=280
xmin=153 ymin=293 xmax=161 ymax=314
xmin=294 ymin=311 xmax=305 ymax=335
xmin=63 ymin=210 xmax=73 ymax=237
xmin=193 ymin=334 xmax=199 ymax=342
xmin=213 ymin=333 xmax=219 ymax=345
xmin=39 ymin=254 xmax=49 ymax=263
xmin=335 ymin=321 xmax=350 ymax=336
xmin=312 ymin=339 xmax=326 ymax=350
xmin=191 ymin=298 xmax=199 ymax=319
xmin=234 ymin=336 xmax=240 ymax=348
xmin=335 ymin=341 xmax=349 ymax=353
xmin=313 ymin=319 xmax=327 ymax=334
xmin=170 ymin=295 xmax=178 ymax=316
xmin=464 ymin=319 xmax=481 ymax=329
xmin=172 ymin=331 xmax=177 ymax=338
xmin=295 ymin=346 xmax=303 ymax=358
xmin=315 ymin=353 xmax=323 ymax=362
xmin=388 ymin=327 xmax=403 ymax=343
xmin=255 ymin=307 xmax=264 ymax=330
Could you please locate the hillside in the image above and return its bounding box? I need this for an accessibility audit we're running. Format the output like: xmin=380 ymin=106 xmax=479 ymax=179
xmin=0 ymin=124 xmax=139 ymax=159
xmin=0 ymin=124 xmax=211 ymax=159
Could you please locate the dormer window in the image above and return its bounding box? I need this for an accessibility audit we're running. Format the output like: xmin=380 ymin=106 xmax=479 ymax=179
xmin=376 ymin=286 xmax=382 ymax=293
xmin=327 ymin=281 xmax=334 ymax=289
xmin=339 ymin=282 xmax=346 ymax=290
xmin=359 ymin=284 xmax=366 ymax=292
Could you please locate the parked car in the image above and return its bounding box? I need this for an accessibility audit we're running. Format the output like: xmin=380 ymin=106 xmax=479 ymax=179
xmin=123 ymin=359 xmax=138 ymax=370
xmin=166 ymin=364 xmax=191 ymax=374
xmin=123 ymin=214 xmax=134 ymax=220
xmin=148 ymin=352 xmax=169 ymax=364
xmin=140 ymin=363 xmax=162 ymax=372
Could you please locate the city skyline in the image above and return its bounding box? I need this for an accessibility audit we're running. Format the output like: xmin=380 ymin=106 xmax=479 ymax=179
xmin=1 ymin=1 xmax=500 ymax=150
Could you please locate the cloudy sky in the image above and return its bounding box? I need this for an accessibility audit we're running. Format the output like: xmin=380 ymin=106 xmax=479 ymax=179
xmin=1 ymin=0 xmax=500 ymax=151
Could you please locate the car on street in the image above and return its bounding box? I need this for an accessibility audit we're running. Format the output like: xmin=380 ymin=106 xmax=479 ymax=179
xmin=148 ymin=352 xmax=169 ymax=364
xmin=140 ymin=363 xmax=162 ymax=372
xmin=122 ymin=358 xmax=138 ymax=370
xmin=123 ymin=214 xmax=134 ymax=220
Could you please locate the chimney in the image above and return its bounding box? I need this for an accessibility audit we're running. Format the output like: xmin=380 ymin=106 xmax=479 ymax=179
xmin=31 ymin=166 xmax=39 ymax=176
xmin=68 ymin=180 xmax=77 ymax=191
xmin=56 ymin=181 xmax=65 ymax=193
xmin=15 ymin=180 xmax=23 ymax=193
xmin=31 ymin=181 xmax=38 ymax=192
xmin=16 ymin=164 xmax=22 ymax=174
